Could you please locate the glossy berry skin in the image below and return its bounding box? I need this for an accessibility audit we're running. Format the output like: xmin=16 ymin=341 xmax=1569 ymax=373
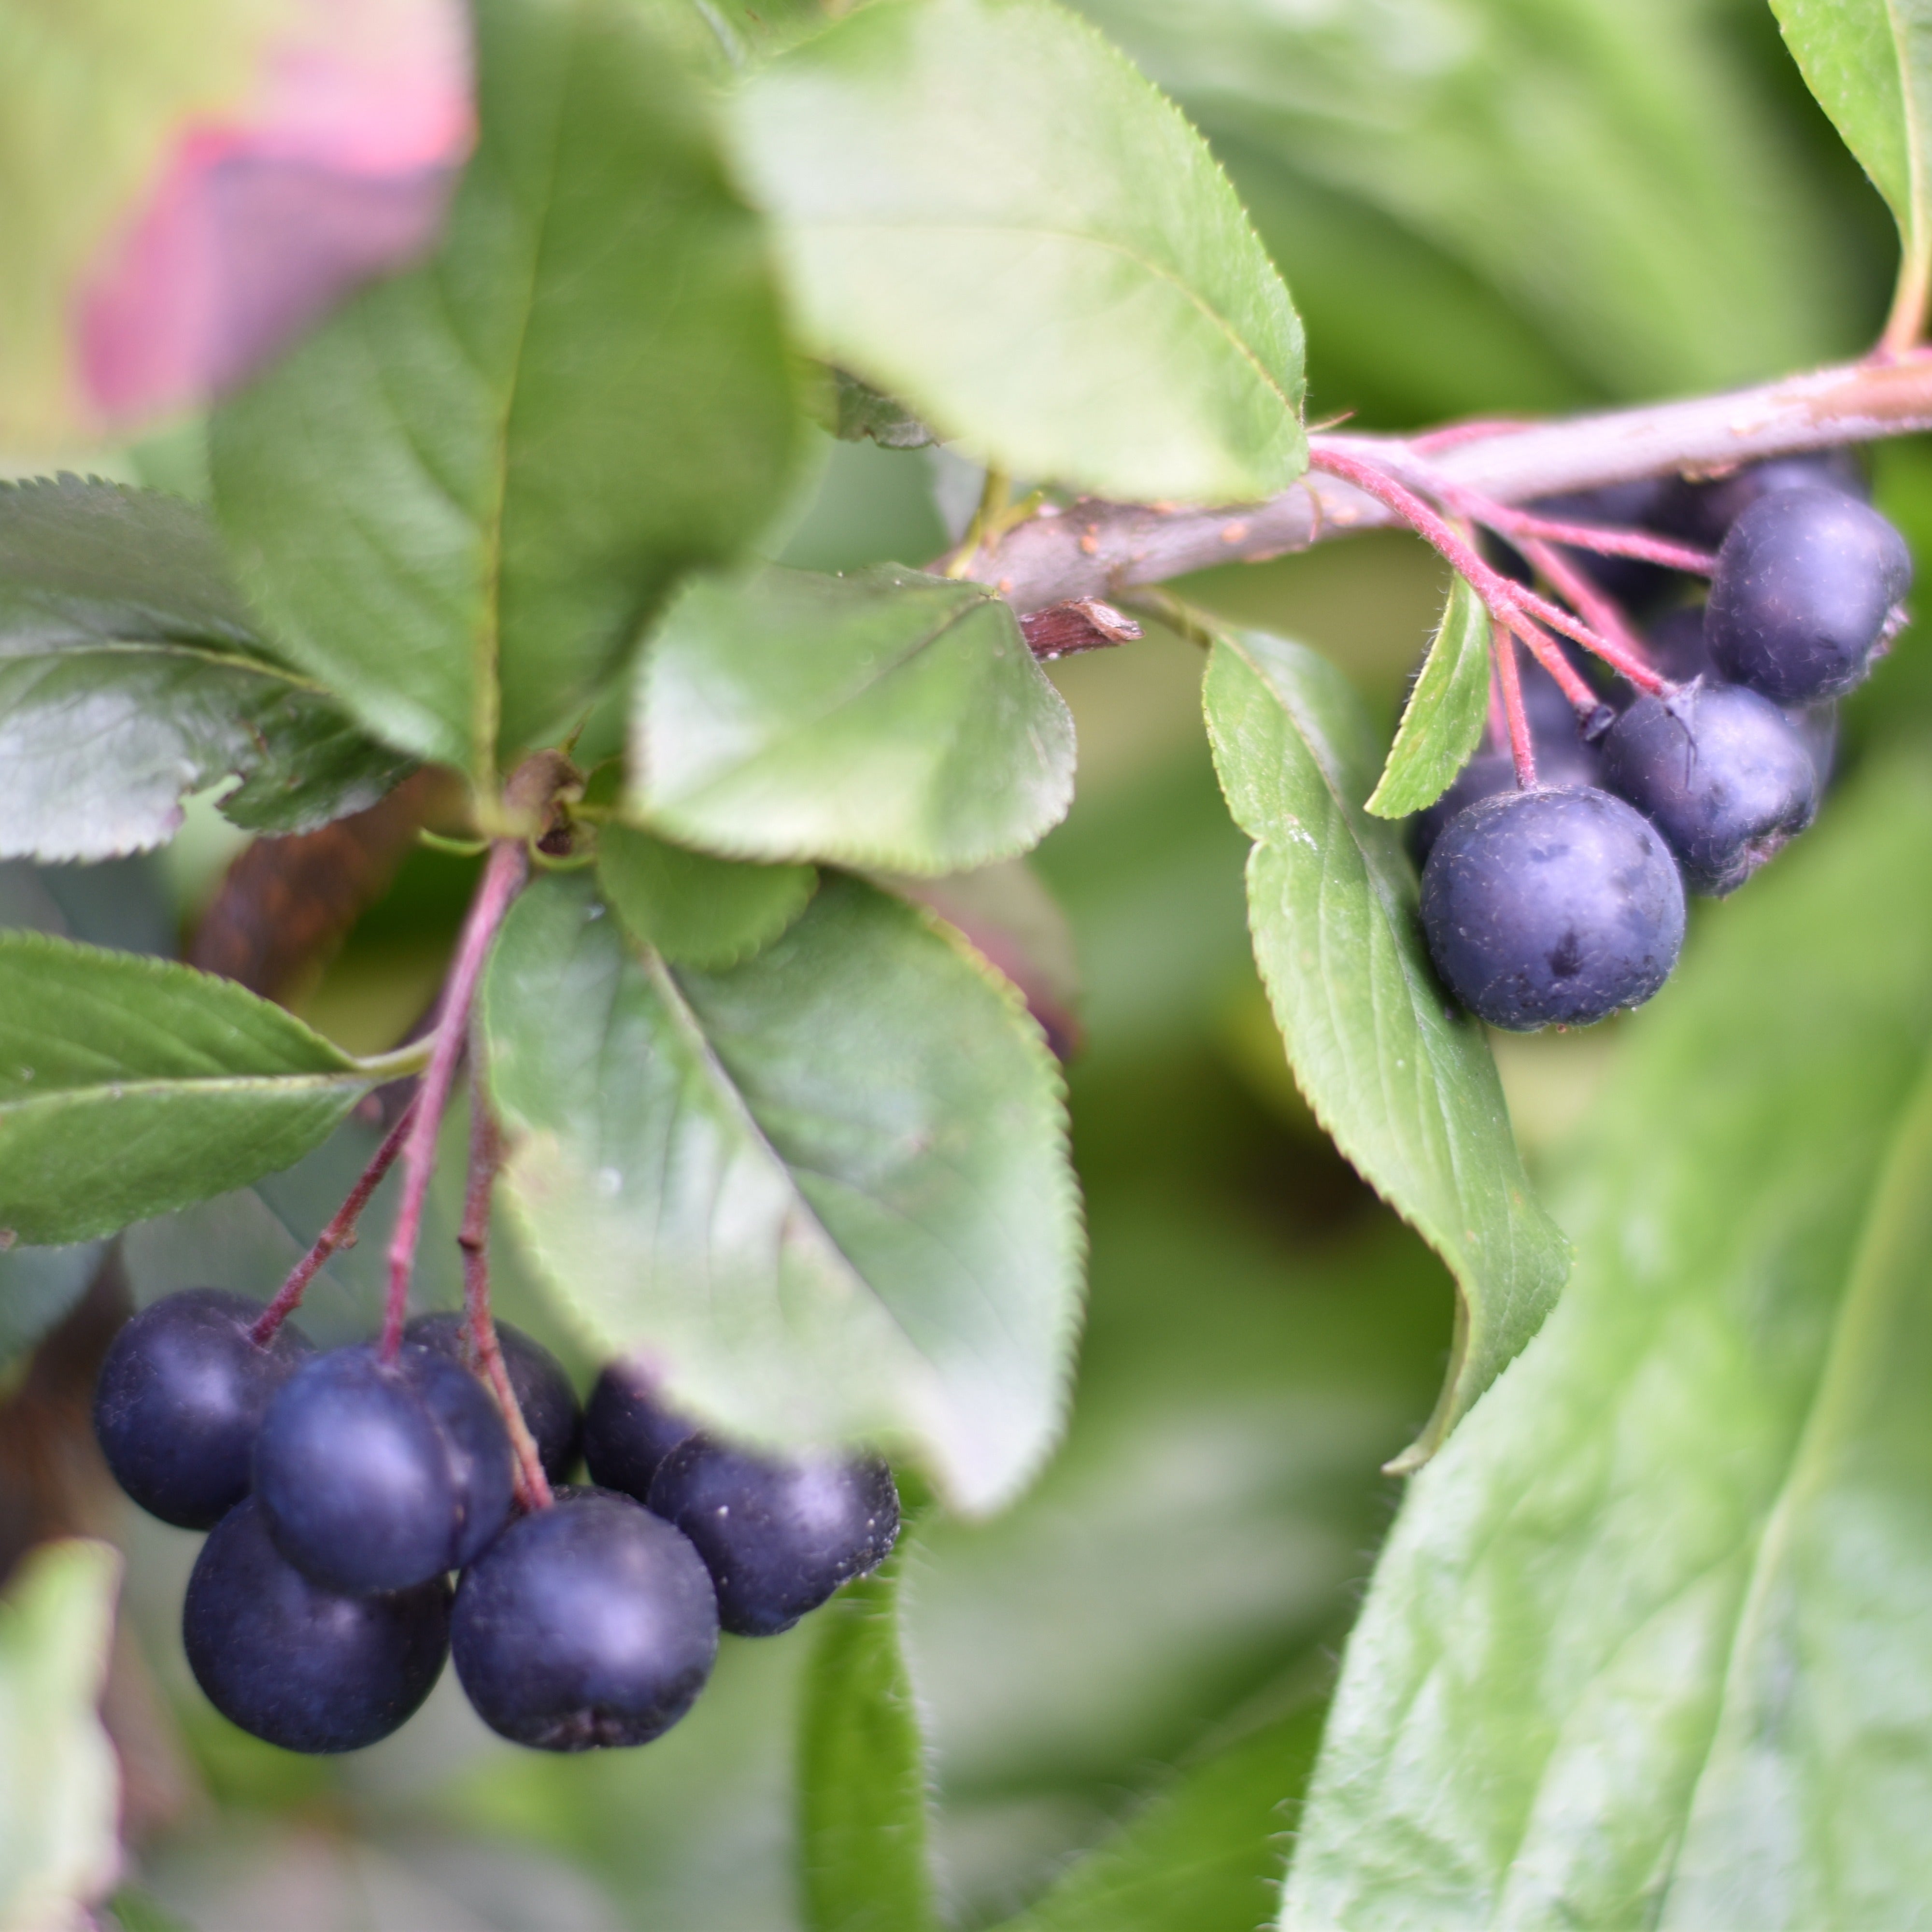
xmin=93 ymin=1289 xmax=312 ymax=1529
xmin=1421 ymin=787 xmax=1686 ymax=1032
xmin=581 ymin=1361 xmax=695 ymax=1502
xmin=451 ymin=1488 xmax=718 ymax=1751
xmin=405 ymin=1313 xmax=582 ymax=1486
xmin=184 ymin=1498 xmax=450 ymax=1755
xmin=1706 ymin=487 xmax=1912 ymax=703
xmin=254 ymin=1342 xmax=514 ymax=1595
xmin=648 ymin=1438 xmax=900 ymax=1637
xmin=1603 ymin=681 xmax=1818 ymax=896
xmin=1659 ymin=447 xmax=1866 ymax=548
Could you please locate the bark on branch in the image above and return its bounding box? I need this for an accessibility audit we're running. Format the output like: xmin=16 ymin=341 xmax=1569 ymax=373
xmin=970 ymin=351 xmax=1932 ymax=613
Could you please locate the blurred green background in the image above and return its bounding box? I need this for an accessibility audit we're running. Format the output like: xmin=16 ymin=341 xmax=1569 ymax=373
xmin=7 ymin=0 xmax=1931 ymax=1924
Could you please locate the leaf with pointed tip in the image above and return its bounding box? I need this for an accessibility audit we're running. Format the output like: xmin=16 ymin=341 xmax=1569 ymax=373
xmin=799 ymin=1541 xmax=940 ymax=1932
xmin=0 ymin=479 xmax=411 ymax=859
xmin=0 ymin=1540 xmax=120 ymax=1930
xmin=730 ymin=0 xmax=1305 ymax=503
xmin=1365 ymin=574 xmax=1490 ymax=820
xmin=0 ymin=933 xmax=389 ymax=1244
xmin=597 ymin=823 xmax=817 ymax=971
xmin=1202 ymin=628 xmax=1567 ymax=1470
xmin=630 ymin=566 xmax=1076 ymax=875
xmin=212 ymin=0 xmax=800 ymax=782
xmin=1769 ymin=0 xmax=1932 ymax=332
xmin=480 ymin=869 xmax=1082 ymax=1513
xmin=1285 ymin=753 xmax=1932 ymax=1929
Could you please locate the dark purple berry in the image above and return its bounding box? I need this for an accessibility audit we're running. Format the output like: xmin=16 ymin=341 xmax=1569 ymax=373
xmin=92 ymin=1289 xmax=311 ymax=1529
xmin=1421 ymin=787 xmax=1686 ymax=1031
xmin=582 ymin=1360 xmax=696 ymax=1502
xmin=1706 ymin=487 xmax=1912 ymax=703
xmin=1643 ymin=606 xmax=1837 ymax=790
xmin=451 ymin=1488 xmax=718 ymax=1751
xmin=1659 ymin=447 xmax=1867 ymax=548
xmin=405 ymin=1313 xmax=582 ymax=1486
xmin=254 ymin=1342 xmax=514 ymax=1595
xmin=1407 ymin=654 xmax=1604 ymax=867
xmin=183 ymin=1498 xmax=450 ymax=1755
xmin=648 ymin=1438 xmax=899 ymax=1637
xmin=1602 ymin=681 xmax=1818 ymax=895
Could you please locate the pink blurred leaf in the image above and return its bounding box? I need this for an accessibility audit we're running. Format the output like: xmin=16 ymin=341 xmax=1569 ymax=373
xmin=76 ymin=0 xmax=473 ymax=423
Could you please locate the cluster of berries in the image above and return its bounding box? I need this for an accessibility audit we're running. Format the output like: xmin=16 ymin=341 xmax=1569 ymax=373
xmin=92 ymin=1290 xmax=899 ymax=1755
xmin=1415 ymin=455 xmax=1911 ymax=1030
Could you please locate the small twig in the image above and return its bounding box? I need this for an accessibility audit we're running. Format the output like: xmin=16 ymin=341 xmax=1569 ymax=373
xmin=1463 ymin=502 xmax=1715 ymax=576
xmin=381 ymin=837 xmax=528 ymax=1361
xmin=1499 ymin=610 xmax=1604 ymax=717
xmin=250 ymin=1098 xmax=418 ymax=1347
xmin=458 ymin=1067 xmax=551 ymax=1510
xmin=1492 ymin=628 xmax=1537 ymax=789
xmin=1514 ymin=536 xmax=1666 ymax=695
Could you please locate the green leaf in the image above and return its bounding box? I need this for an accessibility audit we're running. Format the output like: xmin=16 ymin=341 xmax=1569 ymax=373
xmin=828 ymin=370 xmax=937 ymax=451
xmin=729 ymin=0 xmax=1306 ymax=503
xmin=0 ymin=933 xmax=389 ymax=1244
xmin=1284 ymin=752 xmax=1932 ymax=1928
xmin=799 ymin=1540 xmax=940 ymax=1932
xmin=0 ymin=479 xmax=410 ymax=859
xmin=597 ymin=823 xmax=817 ymax=970
xmin=1769 ymin=0 xmax=1932 ymax=330
xmin=1073 ymin=0 xmax=1855 ymax=397
xmin=1202 ymin=628 xmax=1567 ymax=1470
xmin=998 ymin=1704 xmax=1318 ymax=1932
xmin=1364 ymin=574 xmax=1491 ymax=820
xmin=0 ymin=1540 xmax=120 ymax=1929
xmin=481 ymin=869 xmax=1082 ymax=1512
xmin=212 ymin=0 xmax=800 ymax=783
xmin=630 ymin=566 xmax=1077 ymax=875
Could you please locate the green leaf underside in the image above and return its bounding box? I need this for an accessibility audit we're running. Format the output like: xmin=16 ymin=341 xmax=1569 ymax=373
xmin=1285 ymin=753 xmax=1932 ymax=1929
xmin=0 ymin=932 xmax=375 ymax=1244
xmin=1770 ymin=0 xmax=1932 ymax=305
xmin=631 ymin=566 xmax=1077 ymax=875
xmin=481 ymin=870 xmax=1082 ymax=1513
xmin=999 ymin=1704 xmax=1318 ymax=1932
xmin=731 ymin=0 xmax=1306 ymax=503
xmin=597 ymin=824 xmax=816 ymax=971
xmin=212 ymin=0 xmax=799 ymax=780
xmin=799 ymin=1542 xmax=940 ymax=1932
xmin=1365 ymin=574 xmax=1491 ymax=820
xmin=1073 ymin=0 xmax=1850 ymax=400
xmin=1202 ymin=629 xmax=1567 ymax=1471
xmin=0 ymin=1540 xmax=120 ymax=1929
xmin=0 ymin=479 xmax=409 ymax=859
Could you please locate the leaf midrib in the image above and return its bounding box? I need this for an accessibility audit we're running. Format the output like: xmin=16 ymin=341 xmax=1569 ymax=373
xmin=0 ymin=634 xmax=335 ymax=698
xmin=0 ymin=1070 xmax=370 ymax=1113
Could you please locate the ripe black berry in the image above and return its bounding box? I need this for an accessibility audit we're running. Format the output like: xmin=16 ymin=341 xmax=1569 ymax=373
xmin=1659 ymin=447 xmax=1866 ymax=548
xmin=1408 ymin=657 xmax=1602 ymax=867
xmin=183 ymin=1498 xmax=450 ymax=1755
xmin=1705 ymin=487 xmax=1912 ymax=703
xmin=647 ymin=1438 xmax=900 ymax=1637
xmin=93 ymin=1289 xmax=312 ymax=1529
xmin=254 ymin=1342 xmax=514 ymax=1595
xmin=1602 ymin=681 xmax=1818 ymax=895
xmin=581 ymin=1361 xmax=695 ymax=1501
xmin=1421 ymin=787 xmax=1686 ymax=1031
xmin=451 ymin=1488 xmax=718 ymax=1751
xmin=405 ymin=1313 xmax=582 ymax=1485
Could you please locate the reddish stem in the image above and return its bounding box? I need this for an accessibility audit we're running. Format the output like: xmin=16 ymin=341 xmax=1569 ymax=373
xmin=1514 ymin=536 xmax=1666 ymax=695
xmin=1464 ymin=501 xmax=1716 ymax=575
xmin=1499 ymin=610 xmax=1601 ymax=715
xmin=1409 ymin=417 xmax=1535 ymax=453
xmin=1493 ymin=629 xmax=1538 ymax=789
xmin=251 ymin=1098 xmax=418 ymax=1347
xmin=459 ymin=1068 xmax=552 ymax=1511
xmin=1486 ymin=671 xmax=1508 ymax=753
xmin=381 ymin=838 xmax=528 ymax=1362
